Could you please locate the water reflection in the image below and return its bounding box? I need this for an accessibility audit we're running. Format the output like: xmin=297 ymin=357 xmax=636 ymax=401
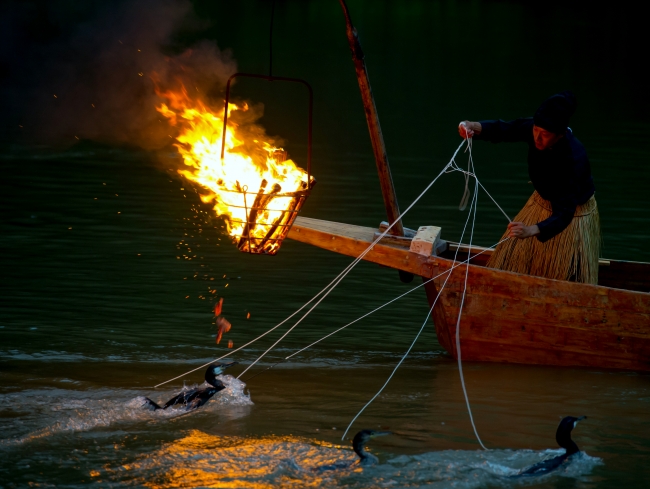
xmin=110 ymin=430 xmax=600 ymax=489
xmin=119 ymin=432 xmax=350 ymax=489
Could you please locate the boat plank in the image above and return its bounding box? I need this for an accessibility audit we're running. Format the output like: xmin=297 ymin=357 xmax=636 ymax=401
xmin=451 ymin=337 xmax=650 ymax=370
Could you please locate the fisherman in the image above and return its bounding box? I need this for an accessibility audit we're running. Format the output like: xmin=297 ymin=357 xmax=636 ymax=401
xmin=459 ymin=91 xmax=600 ymax=284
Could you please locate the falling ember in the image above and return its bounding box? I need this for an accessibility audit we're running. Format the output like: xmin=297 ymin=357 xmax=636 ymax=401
xmin=213 ymin=297 xmax=223 ymax=317
xmin=227 ymin=340 xmax=234 ymax=349
xmin=155 ymin=81 xmax=315 ymax=255
xmin=215 ymin=316 xmax=231 ymax=344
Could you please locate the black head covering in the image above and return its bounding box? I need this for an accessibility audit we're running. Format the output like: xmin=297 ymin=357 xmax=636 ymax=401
xmin=533 ymin=91 xmax=577 ymax=135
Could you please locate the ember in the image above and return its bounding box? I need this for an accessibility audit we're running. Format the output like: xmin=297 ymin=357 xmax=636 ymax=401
xmin=213 ymin=297 xmax=223 ymax=317
xmin=215 ymin=316 xmax=231 ymax=345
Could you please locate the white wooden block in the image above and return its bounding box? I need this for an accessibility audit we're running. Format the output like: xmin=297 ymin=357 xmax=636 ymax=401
xmin=409 ymin=226 xmax=442 ymax=256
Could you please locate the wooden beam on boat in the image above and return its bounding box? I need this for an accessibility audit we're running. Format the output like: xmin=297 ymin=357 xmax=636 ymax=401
xmin=339 ymin=1 xmax=404 ymax=237
xmin=289 ymin=216 xmax=431 ymax=276
xmin=298 ymin=217 xmax=650 ymax=290
xmin=339 ymin=0 xmax=412 ymax=283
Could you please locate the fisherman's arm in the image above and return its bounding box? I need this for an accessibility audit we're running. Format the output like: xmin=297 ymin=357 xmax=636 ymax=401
xmin=534 ymin=199 xmax=577 ymax=242
xmin=459 ymin=118 xmax=531 ymax=142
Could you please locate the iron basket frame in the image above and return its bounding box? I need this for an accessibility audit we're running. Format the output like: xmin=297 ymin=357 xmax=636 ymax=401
xmin=220 ymin=72 xmax=314 ymax=255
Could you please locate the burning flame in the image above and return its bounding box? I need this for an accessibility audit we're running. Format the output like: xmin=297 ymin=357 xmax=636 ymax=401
xmin=156 ymin=83 xmax=312 ymax=254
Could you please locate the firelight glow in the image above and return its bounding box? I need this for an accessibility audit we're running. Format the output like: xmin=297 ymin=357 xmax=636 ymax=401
xmin=156 ymin=83 xmax=312 ymax=254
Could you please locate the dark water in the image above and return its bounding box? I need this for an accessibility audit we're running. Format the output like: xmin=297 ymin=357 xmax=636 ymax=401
xmin=1 ymin=1 xmax=649 ymax=487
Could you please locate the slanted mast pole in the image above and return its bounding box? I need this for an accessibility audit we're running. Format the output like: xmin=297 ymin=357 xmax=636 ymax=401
xmin=338 ymin=0 xmax=404 ymax=238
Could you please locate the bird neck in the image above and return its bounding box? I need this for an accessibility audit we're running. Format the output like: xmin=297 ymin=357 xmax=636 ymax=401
xmin=557 ymin=431 xmax=580 ymax=456
xmin=353 ymin=440 xmax=378 ymax=465
xmin=204 ymin=373 xmax=222 ymax=388
xmin=563 ymin=440 xmax=580 ymax=456
xmin=352 ymin=438 xmax=366 ymax=459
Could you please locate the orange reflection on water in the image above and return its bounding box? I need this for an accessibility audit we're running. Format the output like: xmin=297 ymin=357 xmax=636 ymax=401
xmin=128 ymin=430 xmax=356 ymax=489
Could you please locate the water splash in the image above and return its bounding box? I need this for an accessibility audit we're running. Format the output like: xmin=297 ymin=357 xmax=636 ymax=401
xmin=0 ymin=375 xmax=252 ymax=447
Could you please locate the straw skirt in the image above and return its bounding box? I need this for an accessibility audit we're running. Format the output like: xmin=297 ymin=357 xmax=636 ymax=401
xmin=486 ymin=191 xmax=600 ymax=284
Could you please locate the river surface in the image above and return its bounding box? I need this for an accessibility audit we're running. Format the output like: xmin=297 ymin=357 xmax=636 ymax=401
xmin=1 ymin=1 xmax=649 ymax=488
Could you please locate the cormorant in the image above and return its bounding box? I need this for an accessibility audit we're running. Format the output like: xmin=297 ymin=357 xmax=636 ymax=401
xmin=143 ymin=362 xmax=238 ymax=412
xmin=313 ymin=429 xmax=391 ymax=472
xmin=514 ymin=415 xmax=587 ymax=477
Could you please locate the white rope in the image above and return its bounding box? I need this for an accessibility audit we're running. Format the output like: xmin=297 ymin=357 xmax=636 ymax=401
xmin=156 ymin=140 xmax=468 ymax=388
xmin=477 ymin=180 xmax=512 ymax=223
xmin=341 ymin=159 xmax=481 ymax=440
xmin=340 ymin=140 xmax=512 ymax=445
xmin=240 ymin=236 xmax=509 ymax=384
xmin=235 ymin=140 xmax=468 ymax=379
xmin=454 ymin=140 xmax=488 ymax=450
xmin=156 ymin=138 xmax=513 ymax=398
xmin=283 ymin=239 xmax=508 ymax=363
xmin=446 ymin=137 xmax=512 ymax=223
xmin=153 ymin=259 xmax=359 ymax=387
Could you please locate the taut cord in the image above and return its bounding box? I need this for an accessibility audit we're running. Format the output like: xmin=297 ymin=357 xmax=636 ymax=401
xmin=241 ymin=143 xmax=512 ymax=381
xmin=341 ymin=157 xmax=486 ymax=440
xmin=243 ymin=236 xmax=509 ymax=384
xmin=154 ymin=140 xmax=467 ymax=388
xmin=454 ymin=139 xmax=487 ymax=449
xmin=342 ymin=139 xmax=508 ymax=447
xmin=235 ymin=140 xmax=468 ymax=379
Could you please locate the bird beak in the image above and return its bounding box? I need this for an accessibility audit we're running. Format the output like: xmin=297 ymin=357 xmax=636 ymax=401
xmin=577 ymin=415 xmax=587 ymax=422
xmin=371 ymin=431 xmax=392 ymax=438
xmin=225 ymin=361 xmax=238 ymax=368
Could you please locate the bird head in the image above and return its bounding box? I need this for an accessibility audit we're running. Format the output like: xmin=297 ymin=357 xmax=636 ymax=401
xmin=354 ymin=429 xmax=392 ymax=443
xmin=352 ymin=429 xmax=392 ymax=463
xmin=205 ymin=361 xmax=238 ymax=386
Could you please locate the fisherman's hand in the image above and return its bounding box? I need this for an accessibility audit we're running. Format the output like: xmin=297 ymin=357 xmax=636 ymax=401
xmin=459 ymin=121 xmax=482 ymax=139
xmin=507 ymin=222 xmax=540 ymax=239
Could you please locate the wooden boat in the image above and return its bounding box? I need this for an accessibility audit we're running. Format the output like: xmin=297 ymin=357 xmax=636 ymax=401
xmin=288 ymin=218 xmax=650 ymax=371
xmin=285 ymin=3 xmax=650 ymax=372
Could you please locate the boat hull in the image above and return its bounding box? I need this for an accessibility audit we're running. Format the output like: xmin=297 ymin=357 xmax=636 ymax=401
xmin=423 ymin=261 xmax=650 ymax=371
xmin=288 ymin=217 xmax=650 ymax=371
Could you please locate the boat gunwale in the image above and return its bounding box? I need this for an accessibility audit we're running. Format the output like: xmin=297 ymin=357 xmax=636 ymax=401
xmin=289 ymin=216 xmax=650 ymax=298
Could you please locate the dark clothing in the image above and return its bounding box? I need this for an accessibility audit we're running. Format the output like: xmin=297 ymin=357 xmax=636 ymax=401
xmin=475 ymin=117 xmax=595 ymax=242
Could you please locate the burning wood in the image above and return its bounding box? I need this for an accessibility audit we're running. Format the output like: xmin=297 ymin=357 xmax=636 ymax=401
xmin=237 ymin=179 xmax=283 ymax=252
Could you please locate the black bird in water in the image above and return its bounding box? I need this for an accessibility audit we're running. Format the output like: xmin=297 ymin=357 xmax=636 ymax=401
xmin=514 ymin=415 xmax=587 ymax=477
xmin=143 ymin=362 xmax=238 ymax=412
xmin=314 ymin=429 xmax=392 ymax=472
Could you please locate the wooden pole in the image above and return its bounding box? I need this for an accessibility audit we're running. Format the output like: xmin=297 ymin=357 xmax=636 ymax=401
xmin=338 ymin=0 xmax=403 ymax=237
xmin=338 ymin=0 xmax=412 ymax=282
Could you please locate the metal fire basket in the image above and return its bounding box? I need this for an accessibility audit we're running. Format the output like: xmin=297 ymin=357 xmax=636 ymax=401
xmin=221 ymin=73 xmax=315 ymax=255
